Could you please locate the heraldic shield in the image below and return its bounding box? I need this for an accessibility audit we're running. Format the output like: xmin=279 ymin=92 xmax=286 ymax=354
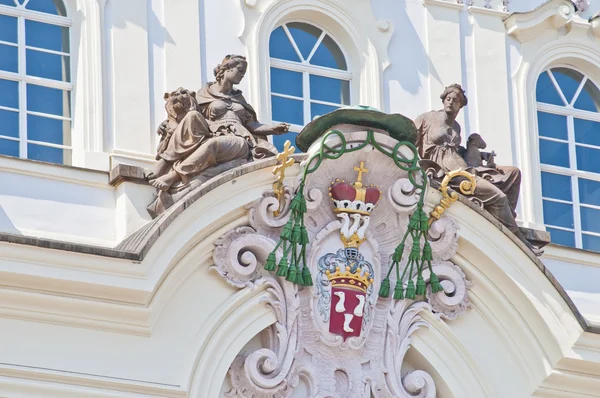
xmin=328 ymin=266 xmax=369 ymax=340
xmin=216 ymin=107 xmax=471 ymax=397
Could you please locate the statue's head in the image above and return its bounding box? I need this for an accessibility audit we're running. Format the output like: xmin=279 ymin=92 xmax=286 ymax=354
xmin=467 ymin=133 xmax=486 ymax=149
xmin=164 ymin=87 xmax=198 ymax=120
xmin=440 ymin=84 xmax=468 ymax=116
xmin=214 ymin=54 xmax=248 ymax=85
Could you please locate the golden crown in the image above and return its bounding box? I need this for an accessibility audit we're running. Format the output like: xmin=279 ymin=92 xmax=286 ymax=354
xmin=340 ymin=232 xmax=367 ymax=249
xmin=326 ymin=266 xmax=374 ymax=293
xmin=328 ymin=161 xmax=381 ymax=216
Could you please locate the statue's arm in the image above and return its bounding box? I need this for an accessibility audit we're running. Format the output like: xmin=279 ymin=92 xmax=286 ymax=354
xmin=246 ymin=120 xmax=289 ymax=136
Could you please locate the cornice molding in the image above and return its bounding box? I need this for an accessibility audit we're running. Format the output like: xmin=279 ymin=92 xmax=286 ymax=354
xmin=504 ymin=0 xmax=575 ymax=42
xmin=422 ymin=0 xmax=465 ymax=11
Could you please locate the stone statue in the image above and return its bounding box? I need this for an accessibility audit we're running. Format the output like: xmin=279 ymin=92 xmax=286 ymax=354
xmin=415 ymin=84 xmax=541 ymax=255
xmin=464 ymin=133 xmax=496 ymax=169
xmin=146 ymin=54 xmax=289 ymax=217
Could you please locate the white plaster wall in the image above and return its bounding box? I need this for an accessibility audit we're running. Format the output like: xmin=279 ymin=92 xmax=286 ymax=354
xmin=0 ymin=160 xmax=116 ymax=246
xmin=542 ymin=246 xmax=600 ymax=324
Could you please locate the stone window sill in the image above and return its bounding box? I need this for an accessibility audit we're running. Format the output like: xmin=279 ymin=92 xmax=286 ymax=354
xmin=0 ymin=154 xmax=109 ymax=188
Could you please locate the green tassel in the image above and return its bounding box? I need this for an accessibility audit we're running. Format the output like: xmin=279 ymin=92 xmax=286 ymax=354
xmin=276 ymin=258 xmax=289 ymax=277
xmin=423 ymin=241 xmax=433 ymax=261
xmin=264 ymin=251 xmax=277 ymax=272
xmin=291 ymin=192 xmax=307 ymax=213
xmin=408 ymin=212 xmax=420 ymax=231
xmin=291 ymin=224 xmax=302 ymax=243
xmin=393 ymin=280 xmax=404 ymax=300
xmin=409 ymin=240 xmax=421 ymax=262
xmin=405 ymin=279 xmax=416 ymax=299
xmin=379 ymin=277 xmax=391 ymax=298
xmin=286 ymin=262 xmax=298 ymax=283
xmin=416 ymin=275 xmax=426 ymax=296
xmin=392 ymin=242 xmax=405 ymax=263
xmin=280 ymin=221 xmax=293 ymax=241
xmin=302 ymin=266 xmax=313 ymax=286
xmin=300 ymin=226 xmax=310 ymax=245
xmin=430 ymin=272 xmax=443 ymax=293
xmin=419 ymin=209 xmax=429 ymax=232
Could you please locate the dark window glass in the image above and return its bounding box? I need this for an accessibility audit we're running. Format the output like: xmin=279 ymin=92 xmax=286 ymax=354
xmin=576 ymin=145 xmax=600 ymax=174
xmin=27 ymin=143 xmax=69 ymax=164
xmin=574 ymin=79 xmax=600 ymax=112
xmin=26 ymin=20 xmax=70 ymax=52
xmin=539 ymin=139 xmax=570 ymax=167
xmin=26 ymin=49 xmax=70 ymax=82
xmin=311 ymin=102 xmax=338 ymax=120
xmin=310 ymin=75 xmax=350 ymax=105
xmin=273 ymin=132 xmax=298 ymax=153
xmin=269 ymin=26 xmax=300 ymax=62
xmin=270 ymin=68 xmax=302 ymax=97
xmin=287 ymin=22 xmax=321 ymax=60
xmin=581 ymin=206 xmax=600 ymax=234
xmin=0 ymin=138 xmax=19 ymax=157
xmin=541 ymin=172 xmax=571 ymax=201
xmin=0 ymin=0 xmax=16 ymax=7
xmin=27 ymin=114 xmax=69 ymax=145
xmin=582 ymin=234 xmax=600 ymax=252
xmin=574 ymin=118 xmax=600 ymax=147
xmin=552 ymin=67 xmax=584 ymax=104
xmin=536 ymin=71 xmax=563 ymax=106
xmin=547 ymin=227 xmax=575 ymax=247
xmin=579 ymin=178 xmax=600 ymax=207
xmin=27 ymin=84 xmax=70 ymax=117
xmin=0 ymin=109 xmax=19 ymax=138
xmin=0 ymin=79 xmax=18 ymax=109
xmin=0 ymin=44 xmax=18 ymax=73
xmin=543 ymin=200 xmax=574 ymax=228
xmin=537 ymin=112 xmax=567 ymax=140
xmin=310 ymin=35 xmax=346 ymax=70
xmin=26 ymin=0 xmax=67 ymax=16
xmin=271 ymin=95 xmax=303 ymax=125
xmin=0 ymin=14 xmax=17 ymax=43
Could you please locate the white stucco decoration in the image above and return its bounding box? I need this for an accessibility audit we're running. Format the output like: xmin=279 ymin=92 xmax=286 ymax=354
xmin=213 ymin=130 xmax=471 ymax=396
xmin=237 ymin=0 xmax=394 ymax=118
xmin=504 ymin=0 xmax=575 ymax=42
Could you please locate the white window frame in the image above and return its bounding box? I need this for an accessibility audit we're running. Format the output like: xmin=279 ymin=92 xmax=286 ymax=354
xmin=0 ymin=1 xmax=73 ymax=163
xmin=268 ymin=21 xmax=352 ymax=134
xmin=537 ymin=66 xmax=600 ymax=249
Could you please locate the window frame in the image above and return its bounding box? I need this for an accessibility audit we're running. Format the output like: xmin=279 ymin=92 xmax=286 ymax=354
xmin=537 ymin=64 xmax=600 ymax=250
xmin=0 ymin=1 xmax=73 ymax=164
xmin=268 ymin=20 xmax=352 ymax=136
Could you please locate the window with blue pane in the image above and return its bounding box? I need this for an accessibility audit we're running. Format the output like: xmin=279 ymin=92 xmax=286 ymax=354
xmin=269 ymin=22 xmax=351 ymax=152
xmin=536 ymin=67 xmax=600 ymax=251
xmin=0 ymin=0 xmax=72 ymax=165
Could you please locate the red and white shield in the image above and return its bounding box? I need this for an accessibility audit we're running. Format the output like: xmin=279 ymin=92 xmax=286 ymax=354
xmin=329 ymin=285 xmax=366 ymax=340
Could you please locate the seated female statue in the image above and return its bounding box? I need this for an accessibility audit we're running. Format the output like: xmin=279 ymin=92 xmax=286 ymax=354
xmin=415 ymin=84 xmax=541 ymax=255
xmin=148 ymin=54 xmax=289 ymax=191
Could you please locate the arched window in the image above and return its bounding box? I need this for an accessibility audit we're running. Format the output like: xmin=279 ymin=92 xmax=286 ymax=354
xmin=268 ymin=22 xmax=351 ymax=151
xmin=536 ymin=67 xmax=600 ymax=251
xmin=0 ymin=0 xmax=71 ymax=165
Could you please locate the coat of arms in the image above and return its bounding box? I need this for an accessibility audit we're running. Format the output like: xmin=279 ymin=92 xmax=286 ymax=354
xmin=216 ymin=108 xmax=472 ymax=397
xmin=318 ymin=161 xmax=380 ymax=340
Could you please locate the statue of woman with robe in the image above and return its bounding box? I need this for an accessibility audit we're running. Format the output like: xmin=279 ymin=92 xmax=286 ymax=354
xmin=415 ymin=84 xmax=541 ymax=255
xmin=147 ymin=54 xmax=289 ymax=191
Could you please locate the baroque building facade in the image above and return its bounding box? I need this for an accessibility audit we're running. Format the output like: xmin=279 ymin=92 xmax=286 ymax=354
xmin=1 ymin=0 xmax=600 ymax=396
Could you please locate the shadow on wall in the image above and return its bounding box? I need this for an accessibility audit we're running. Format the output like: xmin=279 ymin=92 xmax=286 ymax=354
xmin=373 ymin=0 xmax=438 ymax=116
xmin=0 ymin=205 xmax=21 ymax=235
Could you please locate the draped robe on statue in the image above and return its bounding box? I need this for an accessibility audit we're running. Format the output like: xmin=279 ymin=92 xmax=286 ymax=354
xmin=157 ymin=83 xmax=277 ymax=184
xmin=415 ymin=111 xmax=522 ymax=234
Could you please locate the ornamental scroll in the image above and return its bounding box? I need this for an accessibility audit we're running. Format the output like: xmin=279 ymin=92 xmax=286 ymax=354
xmin=213 ymin=109 xmax=472 ymax=397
